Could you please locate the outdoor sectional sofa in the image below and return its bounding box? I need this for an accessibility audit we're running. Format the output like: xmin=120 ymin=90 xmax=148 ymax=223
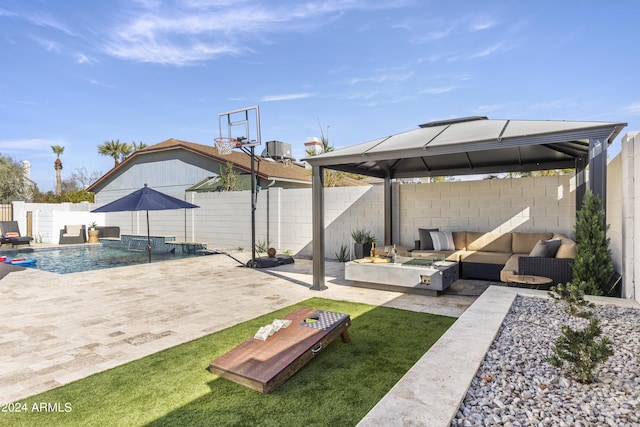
xmin=406 ymin=230 xmax=575 ymax=286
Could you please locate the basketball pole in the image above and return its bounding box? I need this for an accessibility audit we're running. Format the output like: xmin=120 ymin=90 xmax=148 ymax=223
xmin=250 ymin=145 xmax=257 ymax=268
xmin=217 ymin=105 xmax=260 ymax=268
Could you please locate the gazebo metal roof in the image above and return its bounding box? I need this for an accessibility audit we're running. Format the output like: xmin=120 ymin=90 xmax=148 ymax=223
xmin=305 ymin=117 xmax=627 ymax=290
xmin=305 ymin=117 xmax=626 ymax=179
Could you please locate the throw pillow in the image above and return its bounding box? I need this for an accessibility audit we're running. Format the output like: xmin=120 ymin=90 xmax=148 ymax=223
xmin=430 ymin=231 xmax=455 ymax=251
xmin=5 ymin=232 xmax=19 ymax=238
xmin=418 ymin=228 xmax=438 ymax=250
xmin=529 ymin=238 xmax=562 ymax=258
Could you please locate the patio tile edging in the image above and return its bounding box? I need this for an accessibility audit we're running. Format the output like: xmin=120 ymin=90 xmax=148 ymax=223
xmin=357 ymin=285 xmax=528 ymax=427
xmin=357 ymin=286 xmax=640 ymax=427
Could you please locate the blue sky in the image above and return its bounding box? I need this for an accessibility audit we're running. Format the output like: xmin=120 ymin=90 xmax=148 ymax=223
xmin=1 ymin=0 xmax=638 ymax=192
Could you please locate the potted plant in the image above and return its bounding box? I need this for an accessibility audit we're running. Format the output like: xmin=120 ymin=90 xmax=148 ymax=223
xmin=351 ymin=228 xmax=376 ymax=260
xmin=90 ymin=221 xmax=97 ymax=231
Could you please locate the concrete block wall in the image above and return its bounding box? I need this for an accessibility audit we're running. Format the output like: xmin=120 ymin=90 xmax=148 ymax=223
xmin=12 ymin=138 xmax=636 ymax=304
xmin=397 ymin=175 xmax=576 ymax=247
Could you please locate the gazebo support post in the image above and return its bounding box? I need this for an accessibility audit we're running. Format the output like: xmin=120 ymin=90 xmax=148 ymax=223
xmin=575 ymin=155 xmax=588 ymax=212
xmin=311 ymin=165 xmax=327 ymax=291
xmin=589 ymin=136 xmax=607 ymax=221
xmin=576 ymin=137 xmax=608 ymax=222
xmin=384 ymin=175 xmax=393 ymax=245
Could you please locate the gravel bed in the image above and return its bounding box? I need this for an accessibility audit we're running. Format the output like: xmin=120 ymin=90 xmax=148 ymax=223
xmin=452 ymin=296 xmax=640 ymax=427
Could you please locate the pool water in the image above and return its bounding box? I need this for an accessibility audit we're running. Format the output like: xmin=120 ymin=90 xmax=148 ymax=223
xmin=4 ymin=246 xmax=202 ymax=274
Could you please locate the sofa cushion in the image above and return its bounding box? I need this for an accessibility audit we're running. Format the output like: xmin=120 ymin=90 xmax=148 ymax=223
xmin=553 ymin=233 xmax=576 ymax=259
xmin=64 ymin=224 xmax=83 ymax=236
xmin=501 ymin=254 xmax=524 ymax=281
xmin=418 ymin=228 xmax=438 ymax=250
xmin=452 ymin=231 xmax=466 ymax=250
xmin=529 ymin=239 xmax=562 ymax=258
xmin=459 ymin=251 xmax=513 ymax=265
xmin=430 ymin=231 xmax=455 ymax=251
xmin=512 ymin=232 xmax=554 ymax=254
xmin=466 ymin=232 xmax=512 ymax=253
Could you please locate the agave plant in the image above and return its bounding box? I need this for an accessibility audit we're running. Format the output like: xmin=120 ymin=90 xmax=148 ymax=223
xmin=350 ymin=228 xmax=376 ymax=244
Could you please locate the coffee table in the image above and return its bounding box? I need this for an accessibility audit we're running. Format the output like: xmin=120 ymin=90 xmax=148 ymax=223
xmin=344 ymin=256 xmax=459 ymax=296
xmin=505 ymin=274 xmax=553 ymax=290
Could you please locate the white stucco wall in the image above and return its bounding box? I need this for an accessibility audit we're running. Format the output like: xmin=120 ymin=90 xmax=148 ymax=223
xmin=621 ymin=132 xmax=639 ymax=300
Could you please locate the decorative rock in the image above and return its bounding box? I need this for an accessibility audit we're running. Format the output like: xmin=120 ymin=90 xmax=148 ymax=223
xmin=451 ymin=296 xmax=640 ymax=426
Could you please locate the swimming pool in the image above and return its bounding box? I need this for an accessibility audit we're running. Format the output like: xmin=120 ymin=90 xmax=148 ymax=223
xmin=3 ymin=246 xmax=203 ymax=274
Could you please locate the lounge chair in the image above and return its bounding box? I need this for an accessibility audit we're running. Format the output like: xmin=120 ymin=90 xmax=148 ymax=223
xmin=59 ymin=225 xmax=87 ymax=244
xmin=0 ymin=221 xmax=34 ymax=247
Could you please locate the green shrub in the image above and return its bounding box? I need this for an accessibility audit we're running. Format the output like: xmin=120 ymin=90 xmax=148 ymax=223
xmin=572 ymin=190 xmax=612 ymax=295
xmin=548 ymin=282 xmax=613 ymax=383
xmin=548 ymin=316 xmax=614 ymax=384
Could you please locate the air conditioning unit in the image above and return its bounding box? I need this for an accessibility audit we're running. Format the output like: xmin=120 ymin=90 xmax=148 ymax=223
xmin=265 ymin=140 xmax=294 ymax=161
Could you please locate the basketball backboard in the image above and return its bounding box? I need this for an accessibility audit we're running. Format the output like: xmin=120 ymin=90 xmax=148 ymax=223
xmin=218 ymin=105 xmax=261 ymax=148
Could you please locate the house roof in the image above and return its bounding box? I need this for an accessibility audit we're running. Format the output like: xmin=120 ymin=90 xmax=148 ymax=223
xmin=87 ymin=138 xmax=368 ymax=192
xmin=304 ymin=117 xmax=627 ymax=178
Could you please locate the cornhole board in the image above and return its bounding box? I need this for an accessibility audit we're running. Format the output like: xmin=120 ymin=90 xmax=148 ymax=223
xmin=209 ymin=307 xmax=351 ymax=393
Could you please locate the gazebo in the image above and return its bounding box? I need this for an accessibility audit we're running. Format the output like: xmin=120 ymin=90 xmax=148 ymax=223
xmin=304 ymin=117 xmax=626 ymax=290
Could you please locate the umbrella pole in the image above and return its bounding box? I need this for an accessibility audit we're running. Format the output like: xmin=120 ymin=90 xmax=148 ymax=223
xmin=146 ymin=210 xmax=151 ymax=263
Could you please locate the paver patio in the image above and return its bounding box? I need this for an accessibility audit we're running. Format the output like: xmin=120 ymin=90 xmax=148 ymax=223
xmin=0 ymin=251 xmax=485 ymax=405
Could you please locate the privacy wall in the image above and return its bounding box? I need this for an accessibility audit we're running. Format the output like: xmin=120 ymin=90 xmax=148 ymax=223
xmin=84 ymin=174 xmax=578 ymax=260
xmin=16 ymin=152 xmax=633 ymax=301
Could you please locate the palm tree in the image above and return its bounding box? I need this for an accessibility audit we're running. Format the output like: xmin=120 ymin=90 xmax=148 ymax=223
xmin=51 ymin=145 xmax=64 ymax=195
xmin=131 ymin=141 xmax=147 ymax=151
xmin=98 ymin=140 xmax=131 ymax=166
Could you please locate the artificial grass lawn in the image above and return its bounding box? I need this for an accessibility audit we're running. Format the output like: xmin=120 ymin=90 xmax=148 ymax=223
xmin=1 ymin=298 xmax=455 ymax=427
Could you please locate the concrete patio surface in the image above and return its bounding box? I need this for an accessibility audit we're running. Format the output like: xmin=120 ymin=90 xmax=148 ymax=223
xmin=7 ymin=249 xmax=635 ymax=425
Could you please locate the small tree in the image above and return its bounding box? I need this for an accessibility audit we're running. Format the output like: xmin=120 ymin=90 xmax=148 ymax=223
xmin=548 ymin=283 xmax=614 ymax=384
xmin=219 ymin=161 xmax=240 ymax=191
xmin=0 ymin=154 xmax=31 ymax=202
xmin=572 ymin=190 xmax=613 ymax=295
xmin=548 ymin=316 xmax=614 ymax=384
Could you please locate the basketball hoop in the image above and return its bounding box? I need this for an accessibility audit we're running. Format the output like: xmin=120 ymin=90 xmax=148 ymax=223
xmin=214 ymin=137 xmax=239 ymax=155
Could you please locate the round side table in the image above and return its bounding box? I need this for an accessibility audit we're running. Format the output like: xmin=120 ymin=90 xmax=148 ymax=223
xmin=505 ymin=274 xmax=553 ymax=290
xmin=88 ymin=229 xmax=100 ymax=244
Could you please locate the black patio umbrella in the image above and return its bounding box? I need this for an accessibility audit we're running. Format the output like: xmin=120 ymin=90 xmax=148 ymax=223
xmin=91 ymin=184 xmax=199 ymax=262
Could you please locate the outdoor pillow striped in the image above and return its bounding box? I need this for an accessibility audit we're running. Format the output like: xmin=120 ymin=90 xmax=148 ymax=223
xmin=429 ymin=231 xmax=455 ymax=251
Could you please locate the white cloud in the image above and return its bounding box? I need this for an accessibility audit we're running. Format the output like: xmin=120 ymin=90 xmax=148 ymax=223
xmin=19 ymin=11 xmax=75 ymax=36
xmin=29 ymin=35 xmax=62 ymax=53
xmin=469 ymin=18 xmax=497 ymax=32
xmin=472 ymin=104 xmax=503 ymax=114
xmin=469 ymin=43 xmax=503 ymax=59
xmin=347 ymin=90 xmax=380 ymax=100
xmin=0 ymin=138 xmax=64 ymax=154
xmin=76 ymin=53 xmax=98 ymax=65
xmin=103 ymin=1 xmax=409 ymax=65
xmin=627 ymin=103 xmax=640 ymax=115
xmin=349 ymin=70 xmax=414 ymax=84
xmin=260 ymin=93 xmax=315 ymax=102
xmin=420 ymin=86 xmax=457 ymax=95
